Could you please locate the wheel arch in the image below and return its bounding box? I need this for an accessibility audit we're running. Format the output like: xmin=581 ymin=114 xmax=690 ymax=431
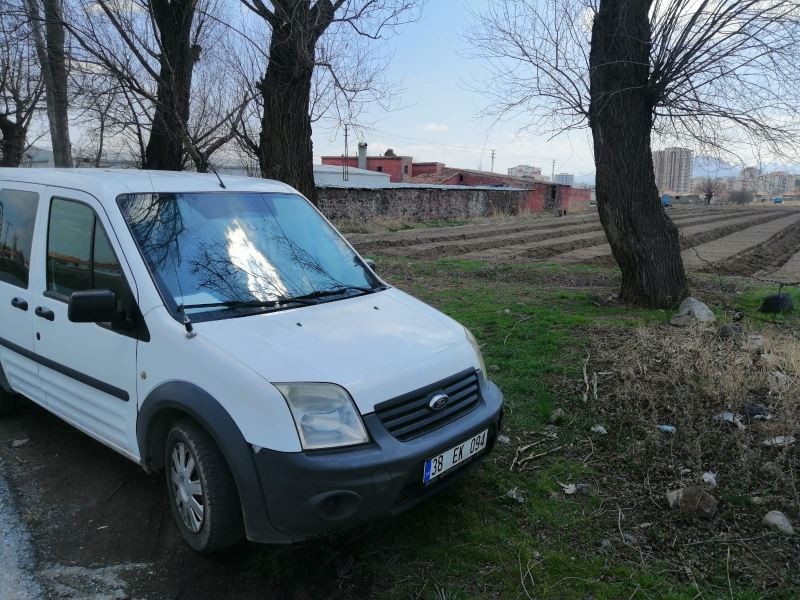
xmin=137 ymin=380 xmax=278 ymax=541
xmin=0 ymin=360 xmax=14 ymax=394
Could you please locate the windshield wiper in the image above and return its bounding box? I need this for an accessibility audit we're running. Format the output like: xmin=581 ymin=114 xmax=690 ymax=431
xmin=177 ymin=298 xmax=313 ymax=312
xmin=177 ymin=285 xmax=384 ymax=312
xmin=282 ymin=285 xmax=382 ymax=304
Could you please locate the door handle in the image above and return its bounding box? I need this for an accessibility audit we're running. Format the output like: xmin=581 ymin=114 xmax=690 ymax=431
xmin=11 ymin=297 xmax=28 ymax=311
xmin=34 ymin=306 xmax=55 ymax=321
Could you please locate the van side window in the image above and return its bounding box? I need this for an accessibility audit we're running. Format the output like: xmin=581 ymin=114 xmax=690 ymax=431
xmin=0 ymin=189 xmax=39 ymax=288
xmin=47 ymin=198 xmax=124 ymax=299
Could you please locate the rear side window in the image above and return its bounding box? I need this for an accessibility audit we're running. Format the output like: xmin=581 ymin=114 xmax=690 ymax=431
xmin=0 ymin=189 xmax=39 ymax=288
xmin=46 ymin=198 xmax=125 ymax=299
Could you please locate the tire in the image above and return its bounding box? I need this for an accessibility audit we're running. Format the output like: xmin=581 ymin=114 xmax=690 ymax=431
xmin=0 ymin=388 xmax=21 ymax=417
xmin=164 ymin=419 xmax=244 ymax=553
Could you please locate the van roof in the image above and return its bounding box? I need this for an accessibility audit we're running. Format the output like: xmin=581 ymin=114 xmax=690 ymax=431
xmin=0 ymin=168 xmax=297 ymax=199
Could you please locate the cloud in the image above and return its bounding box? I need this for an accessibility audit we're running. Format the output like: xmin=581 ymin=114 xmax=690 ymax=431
xmin=419 ymin=123 xmax=449 ymax=133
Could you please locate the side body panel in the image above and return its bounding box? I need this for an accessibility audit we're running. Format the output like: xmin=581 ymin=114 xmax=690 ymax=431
xmin=29 ymin=187 xmax=140 ymax=459
xmin=0 ymin=182 xmax=45 ymax=402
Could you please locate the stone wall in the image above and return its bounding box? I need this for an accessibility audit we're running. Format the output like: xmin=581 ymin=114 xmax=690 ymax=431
xmin=317 ymin=186 xmax=532 ymax=222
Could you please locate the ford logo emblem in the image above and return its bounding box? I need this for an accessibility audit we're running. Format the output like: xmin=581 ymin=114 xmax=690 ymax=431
xmin=428 ymin=393 xmax=449 ymax=411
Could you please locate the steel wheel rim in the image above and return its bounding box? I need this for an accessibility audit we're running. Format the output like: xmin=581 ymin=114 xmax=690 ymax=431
xmin=170 ymin=441 xmax=204 ymax=533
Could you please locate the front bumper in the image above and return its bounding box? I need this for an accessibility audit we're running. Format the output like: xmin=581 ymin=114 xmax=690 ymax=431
xmin=249 ymin=378 xmax=504 ymax=543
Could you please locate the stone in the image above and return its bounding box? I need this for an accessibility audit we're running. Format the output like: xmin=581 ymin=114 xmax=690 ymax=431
xmin=719 ymin=322 xmax=744 ymax=339
xmin=678 ymin=487 xmax=718 ymax=519
xmin=667 ymin=487 xmax=717 ymax=519
xmin=496 ymin=434 xmax=511 ymax=445
xmin=590 ymin=424 xmax=608 ymax=435
xmin=750 ymin=496 xmax=765 ymax=505
xmin=768 ymin=371 xmax=789 ymax=393
xmin=762 ymin=510 xmax=794 ymax=535
xmin=10 ymin=438 xmax=29 ymax=448
xmin=748 ymin=335 xmax=765 ymax=351
xmin=669 ymin=314 xmax=696 ymax=328
xmin=742 ymin=402 xmax=770 ymax=420
xmin=670 ymin=297 xmax=716 ymax=327
xmin=548 ymin=408 xmax=565 ymax=425
xmin=701 ymin=472 xmax=718 ymax=488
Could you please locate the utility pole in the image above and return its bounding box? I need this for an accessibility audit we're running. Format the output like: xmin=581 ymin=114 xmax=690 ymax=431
xmin=343 ymin=124 xmax=350 ymax=181
xmin=551 ymin=159 xmax=555 ymax=181
xmin=490 ymin=149 xmax=496 ymax=172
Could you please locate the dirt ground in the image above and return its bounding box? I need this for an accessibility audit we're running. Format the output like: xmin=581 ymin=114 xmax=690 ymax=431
xmin=353 ymin=205 xmax=800 ymax=279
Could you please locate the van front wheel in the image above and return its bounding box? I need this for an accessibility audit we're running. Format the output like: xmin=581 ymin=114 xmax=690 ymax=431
xmin=164 ymin=419 xmax=244 ymax=553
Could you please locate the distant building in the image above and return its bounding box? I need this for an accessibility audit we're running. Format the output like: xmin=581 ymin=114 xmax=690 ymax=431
xmin=507 ymin=164 xmax=542 ymax=179
xmin=652 ymin=147 xmax=693 ymax=194
xmin=20 ymin=146 xmax=54 ymax=168
xmin=764 ymin=171 xmax=792 ymax=197
xmin=311 ymin=164 xmax=391 ymax=187
xmin=553 ymin=173 xmax=574 ymax=186
xmin=321 ymin=144 xmax=413 ymax=182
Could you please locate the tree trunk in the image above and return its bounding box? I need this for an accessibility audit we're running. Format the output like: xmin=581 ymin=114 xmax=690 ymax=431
xmin=143 ymin=0 xmax=196 ymax=171
xmin=588 ymin=0 xmax=689 ymax=308
xmin=26 ymin=0 xmax=72 ymax=167
xmin=258 ymin=22 xmax=317 ymax=204
xmin=0 ymin=117 xmax=26 ymax=167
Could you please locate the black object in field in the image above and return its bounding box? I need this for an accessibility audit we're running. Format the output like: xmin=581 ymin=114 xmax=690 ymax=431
xmin=759 ymin=293 xmax=794 ymax=314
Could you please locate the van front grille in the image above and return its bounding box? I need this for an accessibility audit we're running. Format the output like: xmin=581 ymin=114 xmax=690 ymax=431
xmin=374 ymin=369 xmax=480 ymax=441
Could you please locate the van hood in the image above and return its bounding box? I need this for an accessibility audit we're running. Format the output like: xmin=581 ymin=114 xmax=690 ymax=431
xmin=197 ymin=288 xmax=478 ymax=413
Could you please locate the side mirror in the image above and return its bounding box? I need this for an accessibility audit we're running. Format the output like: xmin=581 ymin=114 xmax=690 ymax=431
xmin=68 ymin=289 xmax=120 ymax=323
xmin=364 ymin=258 xmax=377 ymax=272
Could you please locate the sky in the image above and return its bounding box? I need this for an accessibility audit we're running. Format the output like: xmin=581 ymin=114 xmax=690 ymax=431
xmin=310 ymin=0 xmax=598 ymax=182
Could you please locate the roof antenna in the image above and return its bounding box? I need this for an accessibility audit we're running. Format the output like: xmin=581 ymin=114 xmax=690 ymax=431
xmin=208 ymin=164 xmax=226 ymax=189
xmin=182 ymin=314 xmax=197 ymax=339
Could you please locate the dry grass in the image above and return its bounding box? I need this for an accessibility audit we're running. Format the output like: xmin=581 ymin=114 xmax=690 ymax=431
xmin=574 ymin=322 xmax=800 ymax=592
xmin=589 ymin=324 xmax=799 ymax=502
xmin=332 ymin=207 xmax=550 ymax=235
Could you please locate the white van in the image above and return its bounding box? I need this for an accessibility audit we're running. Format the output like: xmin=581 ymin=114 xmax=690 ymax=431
xmin=0 ymin=169 xmax=504 ymax=552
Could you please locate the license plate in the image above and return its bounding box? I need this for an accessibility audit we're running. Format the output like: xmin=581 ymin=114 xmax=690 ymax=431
xmin=423 ymin=429 xmax=489 ymax=484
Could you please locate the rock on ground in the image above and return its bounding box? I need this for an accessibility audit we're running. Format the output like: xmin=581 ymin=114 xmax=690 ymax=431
xmin=762 ymin=510 xmax=794 ymax=535
xmin=719 ymin=322 xmax=744 ymax=339
xmin=670 ymin=297 xmax=716 ymax=327
xmin=666 ymin=486 xmax=718 ymax=519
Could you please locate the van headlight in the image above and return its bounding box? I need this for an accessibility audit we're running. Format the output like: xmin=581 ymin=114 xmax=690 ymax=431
xmin=464 ymin=327 xmax=487 ymax=378
xmin=274 ymin=383 xmax=369 ymax=450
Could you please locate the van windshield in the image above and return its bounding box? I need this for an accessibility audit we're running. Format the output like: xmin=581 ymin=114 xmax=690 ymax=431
xmin=117 ymin=192 xmax=381 ymax=319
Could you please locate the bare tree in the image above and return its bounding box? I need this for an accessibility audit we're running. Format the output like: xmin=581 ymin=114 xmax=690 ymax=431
xmin=698 ymin=177 xmax=722 ymax=204
xmin=470 ymin=0 xmax=800 ymax=307
xmin=0 ymin=4 xmax=43 ymax=166
xmin=24 ymin=0 xmax=71 ymax=166
xmin=241 ymin=0 xmax=421 ymax=203
xmin=67 ymin=0 xmax=224 ymax=171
